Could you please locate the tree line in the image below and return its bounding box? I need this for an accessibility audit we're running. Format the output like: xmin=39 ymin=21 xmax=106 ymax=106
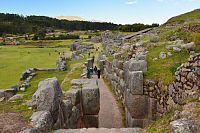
xmin=0 ymin=13 xmax=159 ymax=36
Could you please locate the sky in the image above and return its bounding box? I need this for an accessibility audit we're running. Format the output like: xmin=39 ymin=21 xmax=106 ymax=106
xmin=0 ymin=0 xmax=200 ymax=24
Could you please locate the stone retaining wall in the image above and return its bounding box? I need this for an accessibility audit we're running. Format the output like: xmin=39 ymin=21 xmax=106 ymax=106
xmin=144 ymin=53 xmax=200 ymax=117
xmin=102 ymin=52 xmax=200 ymax=128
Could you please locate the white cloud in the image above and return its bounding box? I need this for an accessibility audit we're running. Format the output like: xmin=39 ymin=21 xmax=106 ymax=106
xmin=126 ymin=0 xmax=137 ymax=5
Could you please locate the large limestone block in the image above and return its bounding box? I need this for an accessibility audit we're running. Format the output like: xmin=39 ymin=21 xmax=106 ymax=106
xmin=128 ymin=59 xmax=147 ymax=72
xmin=82 ymin=82 xmax=100 ymax=115
xmin=170 ymin=118 xmax=198 ymax=133
xmin=125 ymin=94 xmax=149 ymax=119
xmin=65 ymin=89 xmax=80 ymax=106
xmin=61 ymin=100 xmax=73 ymax=123
xmin=31 ymin=111 xmax=53 ymax=132
xmin=127 ymin=71 xmax=143 ymax=95
xmin=126 ymin=108 xmax=150 ymax=128
xmin=83 ymin=115 xmax=99 ymax=128
xmin=32 ymin=77 xmax=63 ymax=122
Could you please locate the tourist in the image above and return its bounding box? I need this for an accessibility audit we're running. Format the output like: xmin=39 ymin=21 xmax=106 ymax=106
xmin=94 ymin=66 xmax=97 ymax=74
xmin=97 ymin=69 xmax=101 ymax=79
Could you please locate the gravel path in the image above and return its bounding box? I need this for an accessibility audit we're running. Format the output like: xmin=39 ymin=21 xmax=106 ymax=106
xmin=98 ymin=78 xmax=123 ymax=128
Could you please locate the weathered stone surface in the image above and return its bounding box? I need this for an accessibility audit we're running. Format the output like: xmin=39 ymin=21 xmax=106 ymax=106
xmin=32 ymin=77 xmax=63 ymax=122
xmin=128 ymin=59 xmax=147 ymax=72
xmin=170 ymin=118 xmax=198 ymax=133
xmin=127 ymin=71 xmax=143 ymax=95
xmin=82 ymin=81 xmax=100 ymax=115
xmin=125 ymin=94 xmax=149 ymax=119
xmin=0 ymin=90 xmax=5 ymax=98
xmin=83 ymin=115 xmax=99 ymax=128
xmin=65 ymin=89 xmax=80 ymax=106
xmin=135 ymin=54 xmax=146 ymax=60
xmin=159 ymin=52 xmax=167 ymax=59
xmin=126 ymin=108 xmax=150 ymax=128
xmin=8 ymin=94 xmax=24 ymax=101
xmin=56 ymin=57 xmax=67 ymax=71
xmin=87 ymin=58 xmax=93 ymax=68
xmin=31 ymin=111 xmax=53 ymax=132
xmin=150 ymin=37 xmax=160 ymax=43
xmin=54 ymin=128 xmax=142 ymax=133
xmin=173 ymin=47 xmax=181 ymax=52
xmin=4 ymin=89 xmax=17 ymax=100
xmin=20 ymin=128 xmax=39 ymax=133
xmin=181 ymin=42 xmax=196 ymax=51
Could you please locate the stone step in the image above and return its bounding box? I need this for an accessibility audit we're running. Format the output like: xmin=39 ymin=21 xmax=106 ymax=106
xmin=54 ymin=128 xmax=141 ymax=133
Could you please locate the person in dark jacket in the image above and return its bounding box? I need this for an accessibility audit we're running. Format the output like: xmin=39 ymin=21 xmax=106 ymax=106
xmin=94 ymin=66 xmax=97 ymax=74
xmin=97 ymin=69 xmax=101 ymax=79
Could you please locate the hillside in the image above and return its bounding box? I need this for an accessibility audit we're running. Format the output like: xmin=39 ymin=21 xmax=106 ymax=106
xmin=54 ymin=16 xmax=86 ymax=21
xmin=166 ymin=9 xmax=200 ymax=24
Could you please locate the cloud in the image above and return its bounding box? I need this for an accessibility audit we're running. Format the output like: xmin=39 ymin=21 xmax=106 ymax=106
xmin=126 ymin=0 xmax=137 ymax=5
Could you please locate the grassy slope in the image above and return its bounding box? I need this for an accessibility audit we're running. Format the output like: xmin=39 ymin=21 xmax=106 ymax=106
xmin=145 ymin=43 xmax=190 ymax=85
xmin=166 ymin=9 xmax=200 ymax=24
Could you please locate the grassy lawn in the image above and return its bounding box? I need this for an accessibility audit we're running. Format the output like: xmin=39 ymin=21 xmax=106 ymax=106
xmin=0 ymin=40 xmax=74 ymax=89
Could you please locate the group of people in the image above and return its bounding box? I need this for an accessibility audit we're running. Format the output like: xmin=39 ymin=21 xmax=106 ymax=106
xmin=87 ymin=53 xmax=101 ymax=79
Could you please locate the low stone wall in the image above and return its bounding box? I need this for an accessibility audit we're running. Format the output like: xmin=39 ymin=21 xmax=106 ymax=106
xmin=144 ymin=53 xmax=200 ymax=117
xmin=21 ymin=78 xmax=100 ymax=133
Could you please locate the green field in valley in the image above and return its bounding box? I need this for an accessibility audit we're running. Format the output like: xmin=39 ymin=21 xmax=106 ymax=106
xmin=0 ymin=40 xmax=73 ymax=89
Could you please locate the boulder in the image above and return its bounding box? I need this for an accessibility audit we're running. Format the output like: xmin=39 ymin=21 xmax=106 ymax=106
xmin=173 ymin=47 xmax=181 ymax=52
xmin=32 ymin=77 xmax=63 ymax=122
xmin=150 ymin=37 xmax=160 ymax=43
xmin=56 ymin=57 xmax=67 ymax=71
xmin=159 ymin=52 xmax=167 ymax=59
xmin=170 ymin=118 xmax=198 ymax=133
xmin=31 ymin=111 xmax=53 ymax=132
xmin=181 ymin=42 xmax=196 ymax=51
xmin=8 ymin=94 xmax=24 ymax=101
xmin=128 ymin=59 xmax=147 ymax=72
xmin=167 ymin=52 xmax=173 ymax=57
xmin=135 ymin=54 xmax=146 ymax=60
xmin=4 ymin=89 xmax=17 ymax=100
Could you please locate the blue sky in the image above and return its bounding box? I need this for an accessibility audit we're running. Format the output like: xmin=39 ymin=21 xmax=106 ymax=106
xmin=0 ymin=0 xmax=200 ymax=24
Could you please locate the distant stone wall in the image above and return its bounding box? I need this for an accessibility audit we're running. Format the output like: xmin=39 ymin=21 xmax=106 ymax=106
xmin=21 ymin=78 xmax=100 ymax=133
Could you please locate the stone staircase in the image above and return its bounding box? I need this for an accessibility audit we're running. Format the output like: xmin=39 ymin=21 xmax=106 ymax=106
xmin=54 ymin=128 xmax=141 ymax=133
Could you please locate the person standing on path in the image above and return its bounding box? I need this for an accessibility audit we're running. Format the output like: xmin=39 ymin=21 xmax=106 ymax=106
xmin=97 ymin=69 xmax=101 ymax=79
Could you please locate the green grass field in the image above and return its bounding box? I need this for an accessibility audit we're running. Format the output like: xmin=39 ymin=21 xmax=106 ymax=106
xmin=0 ymin=40 xmax=73 ymax=89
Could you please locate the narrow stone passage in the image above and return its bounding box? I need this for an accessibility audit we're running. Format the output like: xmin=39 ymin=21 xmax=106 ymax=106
xmin=97 ymin=78 xmax=123 ymax=128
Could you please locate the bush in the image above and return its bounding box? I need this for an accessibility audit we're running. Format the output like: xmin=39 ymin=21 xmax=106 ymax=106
xmin=45 ymin=34 xmax=79 ymax=40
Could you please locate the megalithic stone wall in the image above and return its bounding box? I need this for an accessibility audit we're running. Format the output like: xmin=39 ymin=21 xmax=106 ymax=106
xmin=102 ymin=53 xmax=200 ymax=128
xmin=21 ymin=78 xmax=100 ymax=132
xmin=103 ymin=55 xmax=156 ymax=128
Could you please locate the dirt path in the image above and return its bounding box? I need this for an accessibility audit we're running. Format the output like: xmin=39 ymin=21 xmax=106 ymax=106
xmin=0 ymin=113 xmax=30 ymax=133
xmin=97 ymin=78 xmax=123 ymax=128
